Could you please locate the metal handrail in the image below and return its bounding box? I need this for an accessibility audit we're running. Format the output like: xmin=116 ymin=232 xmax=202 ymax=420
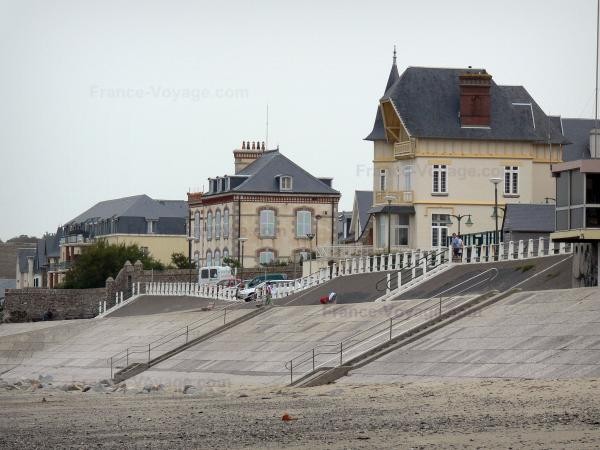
xmin=108 ymin=303 xmax=243 ymax=377
xmin=285 ymin=267 xmax=498 ymax=383
xmin=374 ymin=248 xmax=449 ymax=292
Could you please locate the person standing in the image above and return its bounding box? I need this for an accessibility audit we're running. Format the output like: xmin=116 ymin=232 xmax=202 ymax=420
xmin=265 ymin=282 xmax=273 ymax=305
xmin=451 ymin=233 xmax=461 ymax=260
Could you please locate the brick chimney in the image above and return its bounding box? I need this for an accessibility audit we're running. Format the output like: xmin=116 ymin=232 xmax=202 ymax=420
xmin=233 ymin=140 xmax=265 ymax=174
xmin=459 ymin=70 xmax=492 ymax=127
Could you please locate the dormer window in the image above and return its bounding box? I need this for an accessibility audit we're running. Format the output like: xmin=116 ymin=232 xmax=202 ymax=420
xmin=225 ymin=177 xmax=230 ymax=191
xmin=280 ymin=175 xmax=293 ymax=191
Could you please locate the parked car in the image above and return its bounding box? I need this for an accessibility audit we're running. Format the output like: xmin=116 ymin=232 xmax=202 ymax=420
xmin=216 ymin=278 xmax=242 ymax=288
xmin=237 ymin=280 xmax=289 ymax=301
xmin=246 ymin=273 xmax=287 ymax=289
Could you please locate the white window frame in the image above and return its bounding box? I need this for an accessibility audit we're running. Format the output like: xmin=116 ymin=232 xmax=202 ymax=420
xmin=214 ymin=249 xmax=221 ymax=267
xmin=259 ymin=251 xmax=275 ymax=265
xmin=404 ymin=166 xmax=413 ymax=191
xmin=432 ymin=165 xmax=448 ymax=194
xmin=194 ymin=211 xmax=201 ymax=241
xmin=280 ymin=176 xmax=293 ymax=191
xmin=504 ymin=166 xmax=519 ymax=195
xmin=296 ymin=210 xmax=312 ymax=237
xmin=376 ymin=215 xmax=387 ymax=248
xmin=223 ymin=208 xmax=229 ymax=238
xmin=431 ymin=214 xmax=449 ymax=247
xmin=206 ymin=211 xmax=213 ymax=240
xmin=379 ymin=169 xmax=387 ymax=191
xmin=215 ymin=210 xmax=221 ymax=239
xmin=391 ymin=214 xmax=409 ymax=246
xmin=260 ymin=209 xmax=276 ymax=237
xmin=147 ymin=220 xmax=157 ymax=234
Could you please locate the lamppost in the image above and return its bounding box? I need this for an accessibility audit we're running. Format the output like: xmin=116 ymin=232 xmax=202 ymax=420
xmin=315 ymin=214 xmax=322 ymax=247
xmin=490 ymin=178 xmax=502 ymax=246
xmin=306 ymin=233 xmax=315 ymax=275
xmin=238 ymin=237 xmax=247 ymax=282
xmin=446 ymin=214 xmax=474 ymax=236
xmin=384 ymin=195 xmax=396 ymax=255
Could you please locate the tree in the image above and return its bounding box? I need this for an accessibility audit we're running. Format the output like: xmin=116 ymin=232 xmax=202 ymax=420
xmin=61 ymin=240 xmax=164 ymax=289
xmin=222 ymin=257 xmax=240 ymax=269
xmin=170 ymin=252 xmax=195 ymax=269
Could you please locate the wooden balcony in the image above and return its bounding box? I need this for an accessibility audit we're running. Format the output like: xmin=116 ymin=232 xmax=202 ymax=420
xmin=393 ymin=140 xmax=415 ymax=159
xmin=375 ymin=191 xmax=414 ymax=205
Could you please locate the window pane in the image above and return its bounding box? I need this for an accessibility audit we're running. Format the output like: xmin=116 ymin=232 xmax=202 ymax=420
xmin=296 ymin=211 xmax=311 ymax=237
xmin=586 ymin=174 xmax=600 ymax=204
xmin=260 ymin=210 xmax=275 ymax=236
xmin=556 ymin=210 xmax=568 ymax=231
xmin=259 ymin=251 xmax=274 ymax=264
xmin=570 ymin=207 xmax=584 ymax=229
xmin=571 ymin=170 xmax=584 ymax=205
xmin=215 ymin=211 xmax=221 ymax=238
xmin=586 ymin=207 xmax=600 ymax=228
xmin=223 ymin=209 xmax=229 ymax=238
xmin=556 ymin=172 xmax=569 ymax=207
xmin=207 ymin=213 xmax=212 ymax=239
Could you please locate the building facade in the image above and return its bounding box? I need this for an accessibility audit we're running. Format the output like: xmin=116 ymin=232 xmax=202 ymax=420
xmin=188 ymin=142 xmax=340 ymax=269
xmin=365 ymin=57 xmax=567 ymax=251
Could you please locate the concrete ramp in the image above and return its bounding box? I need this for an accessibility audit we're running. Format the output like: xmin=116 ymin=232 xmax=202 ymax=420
xmin=0 ymin=298 xmax=249 ymax=383
xmin=343 ymin=287 xmax=600 ymax=383
xmin=129 ymin=300 xmax=435 ymax=387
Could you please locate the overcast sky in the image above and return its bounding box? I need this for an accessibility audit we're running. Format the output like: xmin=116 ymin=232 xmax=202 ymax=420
xmin=0 ymin=0 xmax=597 ymax=241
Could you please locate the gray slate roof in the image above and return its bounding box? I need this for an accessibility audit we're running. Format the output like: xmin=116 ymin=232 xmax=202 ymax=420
xmin=502 ymin=204 xmax=555 ymax=233
xmin=560 ymin=118 xmax=598 ymax=161
xmin=35 ymin=233 xmax=60 ymax=269
xmin=210 ymin=150 xmax=339 ymax=196
xmin=17 ymin=248 xmax=36 ymax=274
xmin=366 ymin=66 xmax=567 ymax=144
xmin=355 ymin=190 xmax=373 ymax=237
xmin=69 ymin=195 xmax=187 ymax=224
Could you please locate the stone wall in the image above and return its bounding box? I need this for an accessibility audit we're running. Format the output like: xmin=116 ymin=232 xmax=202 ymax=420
xmin=3 ymin=287 xmax=106 ymax=322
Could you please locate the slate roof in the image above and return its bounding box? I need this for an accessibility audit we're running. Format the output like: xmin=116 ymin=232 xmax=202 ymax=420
xmin=35 ymin=233 xmax=60 ymax=270
xmin=208 ymin=150 xmax=339 ymax=196
xmin=68 ymin=195 xmax=187 ymax=224
xmin=502 ymin=204 xmax=555 ymax=233
xmin=355 ymin=190 xmax=373 ymax=238
xmin=366 ymin=66 xmax=567 ymax=144
xmin=17 ymin=248 xmax=36 ymax=274
xmin=560 ymin=118 xmax=599 ymax=161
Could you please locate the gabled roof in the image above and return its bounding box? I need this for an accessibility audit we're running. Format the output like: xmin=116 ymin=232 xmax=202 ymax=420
xmin=365 ymin=62 xmax=399 ymax=141
xmin=502 ymin=204 xmax=555 ymax=233
xmin=561 ymin=118 xmax=598 ymax=161
xmin=69 ymin=195 xmax=187 ymax=224
xmin=17 ymin=248 xmax=35 ymax=274
xmin=350 ymin=190 xmax=374 ymax=239
xmin=366 ymin=66 xmax=567 ymax=144
xmin=212 ymin=150 xmax=339 ymax=196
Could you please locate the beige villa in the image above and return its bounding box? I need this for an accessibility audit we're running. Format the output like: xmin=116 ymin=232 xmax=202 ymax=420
xmin=188 ymin=141 xmax=340 ymax=269
xmin=364 ymin=55 xmax=568 ymax=251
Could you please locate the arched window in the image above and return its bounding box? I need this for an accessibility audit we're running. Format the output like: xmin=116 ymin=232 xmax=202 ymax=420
xmin=215 ymin=210 xmax=221 ymax=239
xmin=206 ymin=250 xmax=212 ymax=267
xmin=214 ymin=249 xmax=221 ymax=266
xmin=222 ymin=248 xmax=229 ymax=260
xmin=206 ymin=211 xmax=213 ymax=240
xmin=223 ymin=208 xmax=230 ymax=238
xmin=194 ymin=211 xmax=200 ymax=241
xmin=260 ymin=209 xmax=275 ymax=237
xmin=194 ymin=251 xmax=200 ymax=267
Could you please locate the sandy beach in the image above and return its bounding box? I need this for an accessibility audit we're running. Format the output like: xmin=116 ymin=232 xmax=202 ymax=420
xmin=1 ymin=378 xmax=599 ymax=449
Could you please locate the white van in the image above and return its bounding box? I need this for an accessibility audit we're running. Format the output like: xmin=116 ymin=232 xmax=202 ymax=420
xmin=198 ymin=266 xmax=233 ymax=285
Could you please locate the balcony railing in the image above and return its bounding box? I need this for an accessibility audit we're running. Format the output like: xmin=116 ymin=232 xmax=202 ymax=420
xmin=375 ymin=191 xmax=414 ymax=204
xmin=393 ymin=140 xmax=415 ymax=159
xmin=48 ymin=261 xmax=74 ymax=272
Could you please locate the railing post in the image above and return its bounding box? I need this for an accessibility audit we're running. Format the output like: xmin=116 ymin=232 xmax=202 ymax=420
xmin=559 ymin=242 xmax=566 ymax=254
xmin=103 ymin=301 xmax=107 ymax=313
xmin=397 ymin=271 xmax=402 ymax=290
xmin=98 ymin=301 xmax=102 ymax=315
xmin=528 ymin=239 xmax=534 ymax=258
xmin=422 ymin=259 xmax=427 ymax=278
xmin=518 ymin=240 xmax=524 ymax=259
xmin=538 ymin=237 xmax=544 ymax=257
xmin=386 ymin=273 xmax=391 ymax=295
xmin=508 ymin=241 xmax=515 ymax=260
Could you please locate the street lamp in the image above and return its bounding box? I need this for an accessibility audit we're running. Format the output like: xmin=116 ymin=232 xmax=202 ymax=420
xmin=238 ymin=237 xmax=247 ymax=283
xmin=306 ymin=233 xmax=315 ymax=275
xmin=315 ymin=214 xmax=322 ymax=247
xmin=384 ymin=195 xmax=396 ymax=255
xmin=490 ymin=178 xmax=502 ymax=245
xmin=445 ymin=214 xmax=474 ymax=236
